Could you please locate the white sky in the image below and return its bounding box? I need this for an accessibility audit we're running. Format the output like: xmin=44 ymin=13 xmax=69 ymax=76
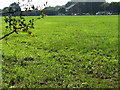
xmin=0 ymin=0 xmax=119 ymax=9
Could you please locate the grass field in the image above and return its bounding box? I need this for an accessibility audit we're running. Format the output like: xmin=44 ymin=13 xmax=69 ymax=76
xmin=1 ymin=15 xmax=118 ymax=88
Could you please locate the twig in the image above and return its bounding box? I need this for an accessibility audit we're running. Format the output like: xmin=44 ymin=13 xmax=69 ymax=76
xmin=0 ymin=30 xmax=16 ymax=40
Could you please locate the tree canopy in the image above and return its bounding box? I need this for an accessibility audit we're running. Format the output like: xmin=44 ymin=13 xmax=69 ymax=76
xmin=2 ymin=2 xmax=21 ymax=14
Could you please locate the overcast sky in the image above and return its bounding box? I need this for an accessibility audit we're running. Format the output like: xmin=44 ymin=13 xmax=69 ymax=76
xmin=0 ymin=0 xmax=119 ymax=9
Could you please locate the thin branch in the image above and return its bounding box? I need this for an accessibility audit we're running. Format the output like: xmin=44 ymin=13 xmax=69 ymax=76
xmin=0 ymin=30 xmax=16 ymax=40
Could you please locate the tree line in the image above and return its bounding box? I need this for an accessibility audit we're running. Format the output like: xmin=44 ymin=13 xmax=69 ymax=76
xmin=1 ymin=2 xmax=120 ymax=16
xmin=66 ymin=2 xmax=119 ymax=15
xmin=44 ymin=2 xmax=120 ymax=15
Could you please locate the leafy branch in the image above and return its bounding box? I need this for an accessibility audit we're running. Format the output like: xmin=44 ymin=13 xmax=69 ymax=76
xmin=0 ymin=0 xmax=47 ymax=40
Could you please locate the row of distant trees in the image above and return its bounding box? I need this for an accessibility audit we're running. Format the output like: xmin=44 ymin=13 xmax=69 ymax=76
xmin=0 ymin=2 xmax=120 ymax=16
xmin=44 ymin=2 xmax=120 ymax=15
xmin=0 ymin=2 xmax=65 ymax=16
xmin=1 ymin=2 xmax=42 ymax=16
xmin=82 ymin=2 xmax=120 ymax=15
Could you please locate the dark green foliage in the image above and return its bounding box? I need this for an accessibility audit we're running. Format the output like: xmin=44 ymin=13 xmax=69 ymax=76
xmin=2 ymin=2 xmax=21 ymax=15
xmin=58 ymin=7 xmax=66 ymax=14
xmin=65 ymin=2 xmax=120 ymax=15
xmin=65 ymin=2 xmax=75 ymax=7
xmin=43 ymin=7 xmax=58 ymax=15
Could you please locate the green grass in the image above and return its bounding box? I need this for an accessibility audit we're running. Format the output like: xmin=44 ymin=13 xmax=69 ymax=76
xmin=1 ymin=15 xmax=118 ymax=88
